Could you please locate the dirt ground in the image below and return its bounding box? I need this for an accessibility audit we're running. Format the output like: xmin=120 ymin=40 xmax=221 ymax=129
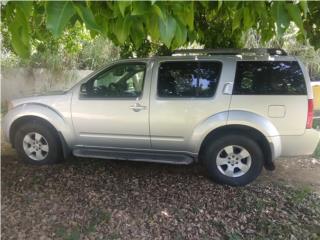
xmin=260 ymin=156 xmax=320 ymax=193
xmin=2 ymin=141 xmax=320 ymax=240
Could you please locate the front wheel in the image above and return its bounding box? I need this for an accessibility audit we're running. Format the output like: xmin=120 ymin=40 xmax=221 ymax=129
xmin=203 ymin=135 xmax=264 ymax=186
xmin=14 ymin=121 xmax=62 ymax=165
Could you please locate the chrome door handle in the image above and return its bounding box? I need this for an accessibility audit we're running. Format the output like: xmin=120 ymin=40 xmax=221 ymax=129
xmin=129 ymin=103 xmax=147 ymax=112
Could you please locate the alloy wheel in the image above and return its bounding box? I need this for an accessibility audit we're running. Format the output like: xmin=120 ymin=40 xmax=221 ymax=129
xmin=216 ymin=145 xmax=252 ymax=178
xmin=22 ymin=132 xmax=49 ymax=161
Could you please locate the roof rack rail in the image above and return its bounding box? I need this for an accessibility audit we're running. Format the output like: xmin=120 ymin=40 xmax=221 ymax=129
xmin=172 ymin=48 xmax=287 ymax=56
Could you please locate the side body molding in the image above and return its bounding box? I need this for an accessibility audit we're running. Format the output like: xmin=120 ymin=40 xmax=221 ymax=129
xmin=4 ymin=103 xmax=75 ymax=147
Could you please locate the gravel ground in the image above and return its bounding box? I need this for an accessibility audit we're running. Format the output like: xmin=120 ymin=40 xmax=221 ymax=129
xmin=2 ymin=142 xmax=320 ymax=240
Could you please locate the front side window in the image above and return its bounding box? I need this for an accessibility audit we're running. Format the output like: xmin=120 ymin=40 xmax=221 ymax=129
xmin=158 ymin=61 xmax=222 ymax=98
xmin=233 ymin=61 xmax=306 ymax=95
xmin=81 ymin=63 xmax=146 ymax=98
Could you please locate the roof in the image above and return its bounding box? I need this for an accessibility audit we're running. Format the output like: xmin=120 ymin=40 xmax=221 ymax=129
xmin=116 ymin=48 xmax=297 ymax=62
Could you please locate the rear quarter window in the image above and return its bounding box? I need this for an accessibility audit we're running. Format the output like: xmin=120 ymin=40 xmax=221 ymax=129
xmin=233 ymin=61 xmax=307 ymax=95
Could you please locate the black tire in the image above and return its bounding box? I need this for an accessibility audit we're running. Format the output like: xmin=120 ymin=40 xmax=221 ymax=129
xmin=202 ymin=134 xmax=264 ymax=186
xmin=14 ymin=120 xmax=63 ymax=165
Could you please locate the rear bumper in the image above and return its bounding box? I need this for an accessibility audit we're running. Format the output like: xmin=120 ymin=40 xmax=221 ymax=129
xmin=280 ymin=129 xmax=320 ymax=156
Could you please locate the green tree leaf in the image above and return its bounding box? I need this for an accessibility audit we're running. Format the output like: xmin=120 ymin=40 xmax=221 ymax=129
xmin=186 ymin=2 xmax=194 ymax=30
xmin=132 ymin=2 xmax=150 ymax=15
xmin=232 ymin=9 xmax=242 ymax=32
xmin=285 ymin=3 xmax=305 ymax=35
xmin=174 ymin=4 xmax=194 ymax=30
xmin=130 ymin=19 xmax=145 ymax=48
xmin=8 ymin=9 xmax=31 ymax=58
xmin=5 ymin=2 xmax=32 ymax=58
xmin=146 ymin=14 xmax=160 ymax=40
xmin=243 ymin=7 xmax=253 ymax=30
xmin=2 ymin=0 xmax=319 ymax=59
xmin=73 ymin=2 xmax=100 ymax=32
xmin=218 ymin=0 xmax=223 ymax=11
xmin=118 ymin=1 xmax=131 ymax=17
xmin=172 ymin=20 xmax=187 ymax=49
xmin=17 ymin=1 xmax=33 ymax=19
xmin=299 ymin=1 xmax=308 ymax=17
xmin=152 ymin=4 xmax=164 ymax=20
xmin=159 ymin=15 xmax=177 ymax=48
xmin=114 ymin=16 xmax=132 ymax=44
xmin=46 ymin=1 xmax=76 ymax=37
xmin=271 ymin=1 xmax=290 ymax=37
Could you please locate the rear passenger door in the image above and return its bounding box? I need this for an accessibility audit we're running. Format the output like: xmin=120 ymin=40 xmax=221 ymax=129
xmin=149 ymin=59 xmax=232 ymax=152
xmin=230 ymin=60 xmax=308 ymax=135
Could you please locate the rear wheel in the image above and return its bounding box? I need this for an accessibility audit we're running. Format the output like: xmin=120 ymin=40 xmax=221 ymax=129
xmin=14 ymin=120 xmax=62 ymax=165
xmin=203 ymin=134 xmax=263 ymax=186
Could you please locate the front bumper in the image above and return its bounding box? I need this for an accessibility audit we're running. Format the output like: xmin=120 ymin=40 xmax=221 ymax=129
xmin=280 ymin=129 xmax=320 ymax=156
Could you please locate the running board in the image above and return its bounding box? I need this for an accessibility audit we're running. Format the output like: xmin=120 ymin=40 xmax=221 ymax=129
xmin=73 ymin=148 xmax=194 ymax=165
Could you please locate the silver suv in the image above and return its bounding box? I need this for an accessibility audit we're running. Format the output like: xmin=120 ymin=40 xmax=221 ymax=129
xmin=3 ymin=48 xmax=320 ymax=186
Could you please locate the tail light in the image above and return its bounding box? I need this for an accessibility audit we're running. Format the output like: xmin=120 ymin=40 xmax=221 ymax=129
xmin=306 ymin=99 xmax=314 ymax=129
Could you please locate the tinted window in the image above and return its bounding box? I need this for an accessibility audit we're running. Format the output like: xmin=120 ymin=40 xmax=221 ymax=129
xmin=233 ymin=61 xmax=306 ymax=95
xmin=158 ymin=61 xmax=222 ymax=98
xmin=81 ymin=63 xmax=146 ymax=98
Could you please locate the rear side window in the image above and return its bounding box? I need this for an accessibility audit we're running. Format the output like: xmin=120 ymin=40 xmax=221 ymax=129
xmin=233 ymin=61 xmax=306 ymax=95
xmin=158 ymin=61 xmax=222 ymax=98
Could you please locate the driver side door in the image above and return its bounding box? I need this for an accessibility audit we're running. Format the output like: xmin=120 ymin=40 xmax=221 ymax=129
xmin=71 ymin=61 xmax=151 ymax=149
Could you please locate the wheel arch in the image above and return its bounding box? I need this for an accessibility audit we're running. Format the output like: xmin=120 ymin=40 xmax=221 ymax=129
xmin=6 ymin=99 xmax=75 ymax=158
xmin=9 ymin=115 xmax=72 ymax=158
xmin=198 ymin=125 xmax=275 ymax=170
xmin=10 ymin=116 xmax=55 ymax=145
xmin=5 ymin=102 xmax=75 ymax=143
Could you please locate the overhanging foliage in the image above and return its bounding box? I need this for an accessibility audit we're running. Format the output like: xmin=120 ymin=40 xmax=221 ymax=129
xmin=1 ymin=1 xmax=319 ymax=58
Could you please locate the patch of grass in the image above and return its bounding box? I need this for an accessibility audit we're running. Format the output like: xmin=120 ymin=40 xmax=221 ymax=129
xmin=191 ymin=206 xmax=199 ymax=214
xmin=65 ymin=229 xmax=81 ymax=240
xmin=107 ymin=232 xmax=121 ymax=240
xmin=84 ymin=208 xmax=111 ymax=234
xmin=210 ymin=219 xmax=226 ymax=231
xmin=93 ymin=208 xmax=111 ymax=223
xmin=173 ymin=231 xmax=185 ymax=240
xmin=55 ymin=227 xmax=80 ymax=240
xmin=55 ymin=210 xmax=110 ymax=240
xmin=31 ymin=175 xmax=43 ymax=184
xmin=84 ymin=222 xmax=96 ymax=234
xmin=255 ymin=198 xmax=266 ymax=212
xmin=228 ymin=232 xmax=243 ymax=240
xmin=256 ymin=218 xmax=296 ymax=238
xmin=289 ymin=186 xmax=312 ymax=204
xmin=55 ymin=226 xmax=67 ymax=238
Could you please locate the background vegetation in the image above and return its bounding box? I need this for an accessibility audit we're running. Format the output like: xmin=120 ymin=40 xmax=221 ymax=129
xmin=2 ymin=1 xmax=320 ymax=56
xmin=1 ymin=1 xmax=319 ymax=78
xmin=2 ymin=23 xmax=319 ymax=81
